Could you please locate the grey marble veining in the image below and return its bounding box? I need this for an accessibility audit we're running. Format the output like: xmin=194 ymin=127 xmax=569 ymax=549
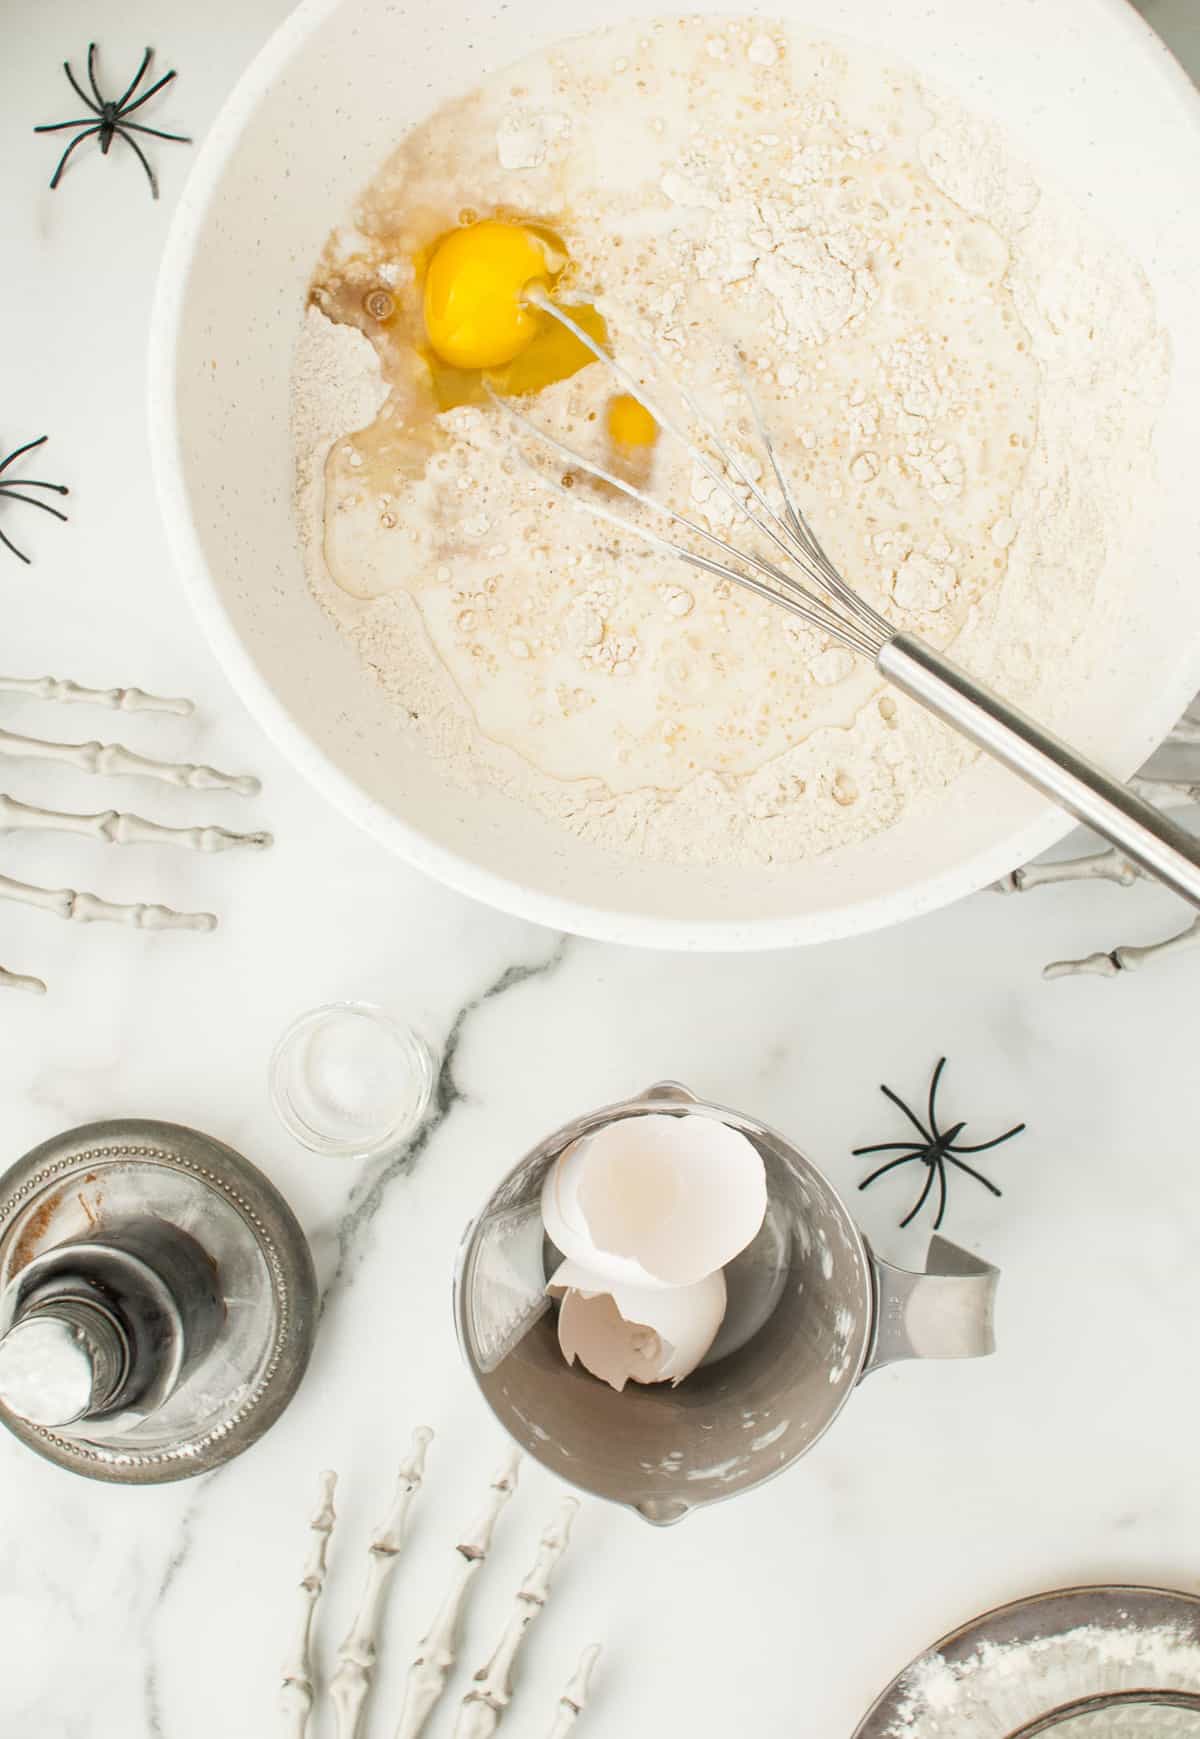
xmin=320 ymin=935 xmax=571 ymax=1306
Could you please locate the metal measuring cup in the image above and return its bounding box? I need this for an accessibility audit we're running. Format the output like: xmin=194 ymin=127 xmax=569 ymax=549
xmin=455 ymin=1082 xmax=998 ymax=1525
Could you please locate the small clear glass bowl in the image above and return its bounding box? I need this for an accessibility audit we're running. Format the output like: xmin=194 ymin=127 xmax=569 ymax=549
xmin=1007 ymin=1691 xmax=1200 ymax=1738
xmin=269 ymin=1002 xmax=436 ymax=1159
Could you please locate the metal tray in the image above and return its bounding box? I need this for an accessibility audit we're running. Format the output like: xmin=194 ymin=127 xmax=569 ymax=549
xmin=854 ymin=1586 xmax=1200 ymax=1739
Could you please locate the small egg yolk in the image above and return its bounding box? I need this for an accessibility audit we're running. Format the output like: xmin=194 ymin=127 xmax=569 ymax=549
xmin=607 ymin=393 xmax=658 ymax=449
xmin=423 ymin=221 xmax=559 ymax=370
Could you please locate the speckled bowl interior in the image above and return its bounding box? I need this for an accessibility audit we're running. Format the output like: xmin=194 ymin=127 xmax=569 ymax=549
xmin=150 ymin=0 xmax=1200 ymax=948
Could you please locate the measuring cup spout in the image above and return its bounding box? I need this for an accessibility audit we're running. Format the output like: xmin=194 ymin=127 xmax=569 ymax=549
xmin=864 ymin=1234 xmax=998 ymax=1375
xmin=634 ymin=1497 xmax=693 ymax=1527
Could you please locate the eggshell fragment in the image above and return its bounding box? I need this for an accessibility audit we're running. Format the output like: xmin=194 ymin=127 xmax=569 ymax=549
xmin=541 ymin=1136 xmax=667 ymax=1289
xmin=542 ymin=1113 xmax=767 ymax=1288
xmin=549 ymin=1260 xmax=727 ymax=1390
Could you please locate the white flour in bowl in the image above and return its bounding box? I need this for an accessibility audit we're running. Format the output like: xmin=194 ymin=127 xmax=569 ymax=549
xmin=292 ymin=16 xmax=1166 ymax=869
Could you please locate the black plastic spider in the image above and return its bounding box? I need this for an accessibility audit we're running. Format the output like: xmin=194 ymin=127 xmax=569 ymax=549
xmin=34 ymin=43 xmax=190 ymax=200
xmin=854 ymin=1056 xmax=1025 ymax=1231
xmin=0 ymin=437 xmax=69 ymax=566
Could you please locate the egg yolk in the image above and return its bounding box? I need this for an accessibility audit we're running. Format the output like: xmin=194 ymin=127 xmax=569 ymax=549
xmin=423 ymin=221 xmax=560 ymax=370
xmin=607 ymin=393 xmax=658 ymax=449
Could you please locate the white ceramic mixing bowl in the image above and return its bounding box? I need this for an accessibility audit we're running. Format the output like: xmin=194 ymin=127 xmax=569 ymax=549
xmin=149 ymin=0 xmax=1200 ymax=949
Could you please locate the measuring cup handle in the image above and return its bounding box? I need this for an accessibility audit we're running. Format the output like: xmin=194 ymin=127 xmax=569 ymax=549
xmin=863 ymin=1235 xmax=998 ymax=1375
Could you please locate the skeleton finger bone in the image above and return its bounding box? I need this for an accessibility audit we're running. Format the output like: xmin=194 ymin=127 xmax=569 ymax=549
xmin=0 ymin=873 xmax=216 ymax=932
xmin=330 ymin=1427 xmax=434 ymax=1739
xmin=0 ymin=962 xmax=47 ymax=995
xmin=454 ymin=1497 xmax=579 ymax=1739
xmin=394 ymin=1451 xmax=521 ymax=1739
xmin=0 ymin=792 xmax=272 ymax=852
xmin=0 ymin=675 xmax=266 ymax=994
xmin=0 ymin=675 xmax=193 ymax=716
xmin=1043 ymin=915 xmax=1200 ymax=979
xmin=992 ymin=845 xmax=1141 ymax=893
xmin=544 ymin=1645 xmax=601 ymax=1739
xmin=999 ymin=698 xmax=1200 ymax=977
xmin=0 ymin=727 xmax=259 ymax=794
xmin=280 ymin=1470 xmax=338 ymax=1739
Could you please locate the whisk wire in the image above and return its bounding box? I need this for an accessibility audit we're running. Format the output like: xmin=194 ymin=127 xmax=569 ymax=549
xmin=518 ymin=292 xmax=883 ymax=653
xmin=525 ymin=291 xmax=868 ymax=636
xmin=492 ymin=388 xmax=878 ymax=651
xmin=489 ymin=289 xmax=1200 ymax=913
xmin=729 ymin=353 xmax=892 ymax=644
xmin=651 ymin=350 xmax=830 ymax=573
xmin=661 ymin=341 xmax=871 ymax=626
xmin=511 ymin=446 xmax=871 ymax=640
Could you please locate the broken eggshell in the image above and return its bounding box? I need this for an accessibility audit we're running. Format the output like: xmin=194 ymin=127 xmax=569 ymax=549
xmin=549 ymin=1259 xmax=728 ymax=1390
xmin=540 ymin=1112 xmax=768 ymax=1289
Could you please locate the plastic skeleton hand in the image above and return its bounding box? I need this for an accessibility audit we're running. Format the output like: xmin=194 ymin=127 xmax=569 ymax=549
xmin=280 ymin=1430 xmax=600 ymax=1739
xmin=994 ymin=709 xmax=1200 ymax=979
xmin=0 ymin=673 xmax=271 ymax=993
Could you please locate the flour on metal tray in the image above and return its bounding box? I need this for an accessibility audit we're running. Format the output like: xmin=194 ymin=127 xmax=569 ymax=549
xmin=887 ymin=1622 xmax=1200 ymax=1737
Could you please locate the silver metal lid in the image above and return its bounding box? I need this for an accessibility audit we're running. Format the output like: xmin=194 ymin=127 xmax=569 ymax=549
xmin=0 ymin=1119 xmax=317 ymax=1484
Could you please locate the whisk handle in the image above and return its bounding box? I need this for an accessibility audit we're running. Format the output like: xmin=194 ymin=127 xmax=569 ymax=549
xmin=879 ymin=633 xmax=1200 ymax=910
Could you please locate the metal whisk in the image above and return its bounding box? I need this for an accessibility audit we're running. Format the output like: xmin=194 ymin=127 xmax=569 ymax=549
xmin=497 ymin=293 xmax=1200 ymax=910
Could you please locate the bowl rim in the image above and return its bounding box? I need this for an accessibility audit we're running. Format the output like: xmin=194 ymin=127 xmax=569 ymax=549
xmin=148 ymin=0 xmax=1200 ymax=951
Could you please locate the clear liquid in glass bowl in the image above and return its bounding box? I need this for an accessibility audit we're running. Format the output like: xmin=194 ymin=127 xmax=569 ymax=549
xmin=270 ymin=1001 xmax=436 ymax=1158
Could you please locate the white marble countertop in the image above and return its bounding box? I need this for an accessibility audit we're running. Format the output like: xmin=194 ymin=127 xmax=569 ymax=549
xmin=2 ymin=4 xmax=1199 ymax=1736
